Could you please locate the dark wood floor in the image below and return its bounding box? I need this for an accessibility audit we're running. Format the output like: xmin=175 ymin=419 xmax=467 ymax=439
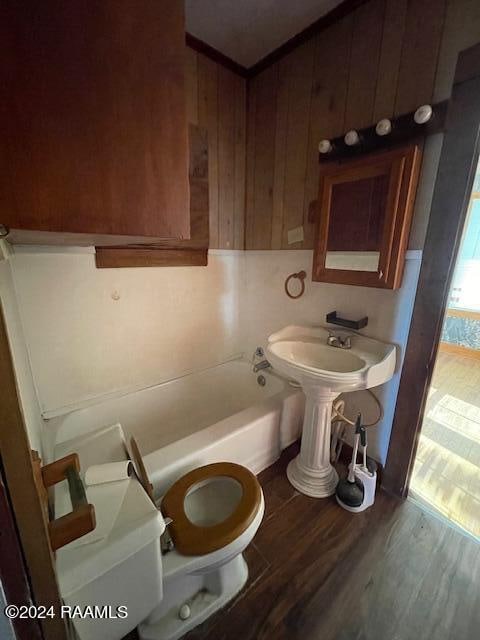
xmin=185 ymin=443 xmax=480 ymax=640
xmin=127 ymin=443 xmax=480 ymax=640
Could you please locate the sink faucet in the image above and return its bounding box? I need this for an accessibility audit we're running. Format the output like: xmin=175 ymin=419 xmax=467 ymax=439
xmin=252 ymin=346 xmax=272 ymax=373
xmin=327 ymin=333 xmax=353 ymax=350
xmin=253 ymin=359 xmax=271 ymax=373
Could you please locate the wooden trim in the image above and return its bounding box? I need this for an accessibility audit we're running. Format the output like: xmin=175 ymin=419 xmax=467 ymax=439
xmin=95 ymin=247 xmax=208 ymax=268
xmin=439 ymin=342 xmax=480 ymax=360
xmin=382 ymin=41 xmax=480 ymax=498
xmin=445 ymin=307 xmax=480 ymax=321
xmin=186 ymin=1 xmax=369 ymax=80
xmin=0 ymin=306 xmax=67 ymax=639
xmin=186 ymin=32 xmax=249 ymax=78
xmin=0 ymin=461 xmax=43 ymax=640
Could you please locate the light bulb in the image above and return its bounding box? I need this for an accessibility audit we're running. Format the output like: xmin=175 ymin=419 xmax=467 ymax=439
xmin=318 ymin=139 xmax=332 ymax=154
xmin=375 ymin=118 xmax=392 ymax=136
xmin=344 ymin=130 xmax=360 ymax=146
xmin=414 ymin=104 xmax=433 ymax=125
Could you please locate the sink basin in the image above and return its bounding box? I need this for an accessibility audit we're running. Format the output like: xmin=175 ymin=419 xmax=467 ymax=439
xmin=267 ymin=325 xmax=396 ymax=498
xmin=267 ymin=325 xmax=395 ymax=392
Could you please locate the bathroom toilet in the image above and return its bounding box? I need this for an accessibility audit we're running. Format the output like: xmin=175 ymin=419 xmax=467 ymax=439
xmin=139 ymin=461 xmax=265 ymax=640
xmin=54 ymin=425 xmax=264 ymax=640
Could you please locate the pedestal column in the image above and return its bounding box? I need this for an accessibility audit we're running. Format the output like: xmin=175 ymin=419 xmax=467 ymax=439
xmin=287 ymin=385 xmax=339 ymax=497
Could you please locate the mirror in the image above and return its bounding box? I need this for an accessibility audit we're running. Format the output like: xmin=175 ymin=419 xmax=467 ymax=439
xmin=325 ymin=173 xmax=390 ymax=272
xmin=313 ymin=144 xmax=421 ymax=289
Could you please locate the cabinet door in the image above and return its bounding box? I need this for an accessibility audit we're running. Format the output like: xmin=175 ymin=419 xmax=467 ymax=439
xmin=0 ymin=0 xmax=190 ymax=242
xmin=313 ymin=144 xmax=421 ymax=289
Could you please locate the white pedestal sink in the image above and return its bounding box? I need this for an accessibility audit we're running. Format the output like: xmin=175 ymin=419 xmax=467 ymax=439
xmin=267 ymin=326 xmax=396 ymax=498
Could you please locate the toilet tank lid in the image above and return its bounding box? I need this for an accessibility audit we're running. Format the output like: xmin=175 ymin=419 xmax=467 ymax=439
xmin=56 ymin=481 xmax=164 ymax=598
xmin=54 ymin=424 xmax=165 ymax=598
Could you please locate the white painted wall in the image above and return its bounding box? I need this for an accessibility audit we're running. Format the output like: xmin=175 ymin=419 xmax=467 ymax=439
xmin=9 ymin=248 xmax=243 ymax=418
xmin=242 ymin=250 xmax=422 ymax=463
xmin=5 ymin=244 xmax=420 ymax=465
xmin=0 ymin=242 xmax=44 ymax=454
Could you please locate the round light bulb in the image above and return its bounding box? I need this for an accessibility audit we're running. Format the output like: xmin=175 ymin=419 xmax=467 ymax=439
xmin=375 ymin=118 xmax=392 ymax=136
xmin=414 ymin=104 xmax=433 ymax=125
xmin=318 ymin=139 xmax=332 ymax=154
xmin=344 ymin=130 xmax=360 ymax=146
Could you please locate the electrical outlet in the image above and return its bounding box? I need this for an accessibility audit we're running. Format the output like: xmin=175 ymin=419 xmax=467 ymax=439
xmin=287 ymin=226 xmax=304 ymax=245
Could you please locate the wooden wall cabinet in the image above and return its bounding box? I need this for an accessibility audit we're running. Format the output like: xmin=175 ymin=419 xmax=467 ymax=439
xmin=0 ymin=0 xmax=190 ymax=245
xmin=95 ymin=124 xmax=210 ymax=267
xmin=313 ymin=144 xmax=422 ymax=289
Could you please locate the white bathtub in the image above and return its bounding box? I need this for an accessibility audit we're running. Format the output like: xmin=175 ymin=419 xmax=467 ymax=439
xmin=49 ymin=359 xmax=304 ymax=495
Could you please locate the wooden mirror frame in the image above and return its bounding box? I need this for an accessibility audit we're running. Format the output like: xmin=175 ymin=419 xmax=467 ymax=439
xmin=312 ymin=143 xmax=422 ymax=289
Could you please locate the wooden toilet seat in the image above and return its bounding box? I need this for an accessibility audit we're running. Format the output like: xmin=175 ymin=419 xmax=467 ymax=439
xmin=161 ymin=462 xmax=262 ymax=556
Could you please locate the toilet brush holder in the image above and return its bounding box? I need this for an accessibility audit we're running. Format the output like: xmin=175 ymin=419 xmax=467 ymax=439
xmin=336 ymin=463 xmax=377 ymax=513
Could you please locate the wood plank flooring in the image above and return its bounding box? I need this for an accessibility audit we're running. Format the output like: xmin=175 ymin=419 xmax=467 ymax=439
xmin=410 ymin=351 xmax=480 ymax=539
xmin=125 ymin=442 xmax=479 ymax=640
xmin=183 ymin=444 xmax=480 ymax=640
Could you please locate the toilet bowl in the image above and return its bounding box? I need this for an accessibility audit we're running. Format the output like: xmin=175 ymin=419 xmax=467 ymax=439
xmin=138 ymin=462 xmax=265 ymax=640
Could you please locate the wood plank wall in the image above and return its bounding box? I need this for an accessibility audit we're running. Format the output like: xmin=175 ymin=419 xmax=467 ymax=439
xmin=245 ymin=0 xmax=447 ymax=250
xmin=185 ymin=48 xmax=247 ymax=249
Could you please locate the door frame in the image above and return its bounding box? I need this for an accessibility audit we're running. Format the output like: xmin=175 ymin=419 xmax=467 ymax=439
xmin=382 ymin=41 xmax=480 ymax=497
xmin=0 ymin=459 xmax=43 ymax=640
xmin=0 ymin=303 xmax=67 ymax=640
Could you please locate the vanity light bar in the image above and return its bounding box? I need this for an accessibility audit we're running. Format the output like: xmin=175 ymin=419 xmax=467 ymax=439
xmin=317 ymin=102 xmax=445 ymax=161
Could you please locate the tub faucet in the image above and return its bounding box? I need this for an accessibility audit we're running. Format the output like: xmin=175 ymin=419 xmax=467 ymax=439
xmin=327 ymin=333 xmax=353 ymax=350
xmin=253 ymin=359 xmax=271 ymax=373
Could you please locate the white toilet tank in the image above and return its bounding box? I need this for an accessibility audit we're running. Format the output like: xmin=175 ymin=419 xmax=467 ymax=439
xmin=54 ymin=424 xmax=165 ymax=640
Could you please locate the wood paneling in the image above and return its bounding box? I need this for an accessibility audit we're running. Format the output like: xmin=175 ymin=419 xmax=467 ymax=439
xmin=394 ymin=0 xmax=447 ymax=116
xmin=343 ymin=0 xmax=385 ymax=131
xmin=373 ymin=0 xmax=408 ymax=121
xmin=185 ymin=47 xmax=199 ymax=126
xmin=303 ymin=18 xmax=353 ymax=248
xmin=245 ymin=77 xmax=258 ymax=248
xmin=245 ymin=0 xmax=448 ymax=250
xmin=192 ymin=51 xmax=247 ymax=250
xmin=1 ymin=0 xmax=190 ymax=242
xmin=251 ymin=66 xmax=278 ymax=249
xmin=271 ymin=59 xmax=290 ymax=250
xmin=234 ymin=76 xmax=247 ymax=249
xmin=218 ymin=67 xmax=237 ymax=249
xmin=281 ymin=41 xmax=316 ymax=249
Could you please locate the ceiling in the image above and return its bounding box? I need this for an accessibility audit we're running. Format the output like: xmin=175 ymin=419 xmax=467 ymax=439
xmin=185 ymin=0 xmax=343 ymax=68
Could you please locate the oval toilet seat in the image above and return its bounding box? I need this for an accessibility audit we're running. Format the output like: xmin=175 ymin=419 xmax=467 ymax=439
xmin=161 ymin=462 xmax=262 ymax=556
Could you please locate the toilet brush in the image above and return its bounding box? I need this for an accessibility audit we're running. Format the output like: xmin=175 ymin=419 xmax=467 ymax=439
xmin=335 ymin=414 xmax=364 ymax=508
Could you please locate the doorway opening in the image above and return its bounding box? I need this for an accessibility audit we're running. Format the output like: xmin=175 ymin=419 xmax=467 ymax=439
xmin=410 ymin=160 xmax=480 ymax=540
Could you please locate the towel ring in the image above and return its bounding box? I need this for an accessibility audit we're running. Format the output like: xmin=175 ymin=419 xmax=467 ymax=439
xmin=285 ymin=270 xmax=307 ymax=299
